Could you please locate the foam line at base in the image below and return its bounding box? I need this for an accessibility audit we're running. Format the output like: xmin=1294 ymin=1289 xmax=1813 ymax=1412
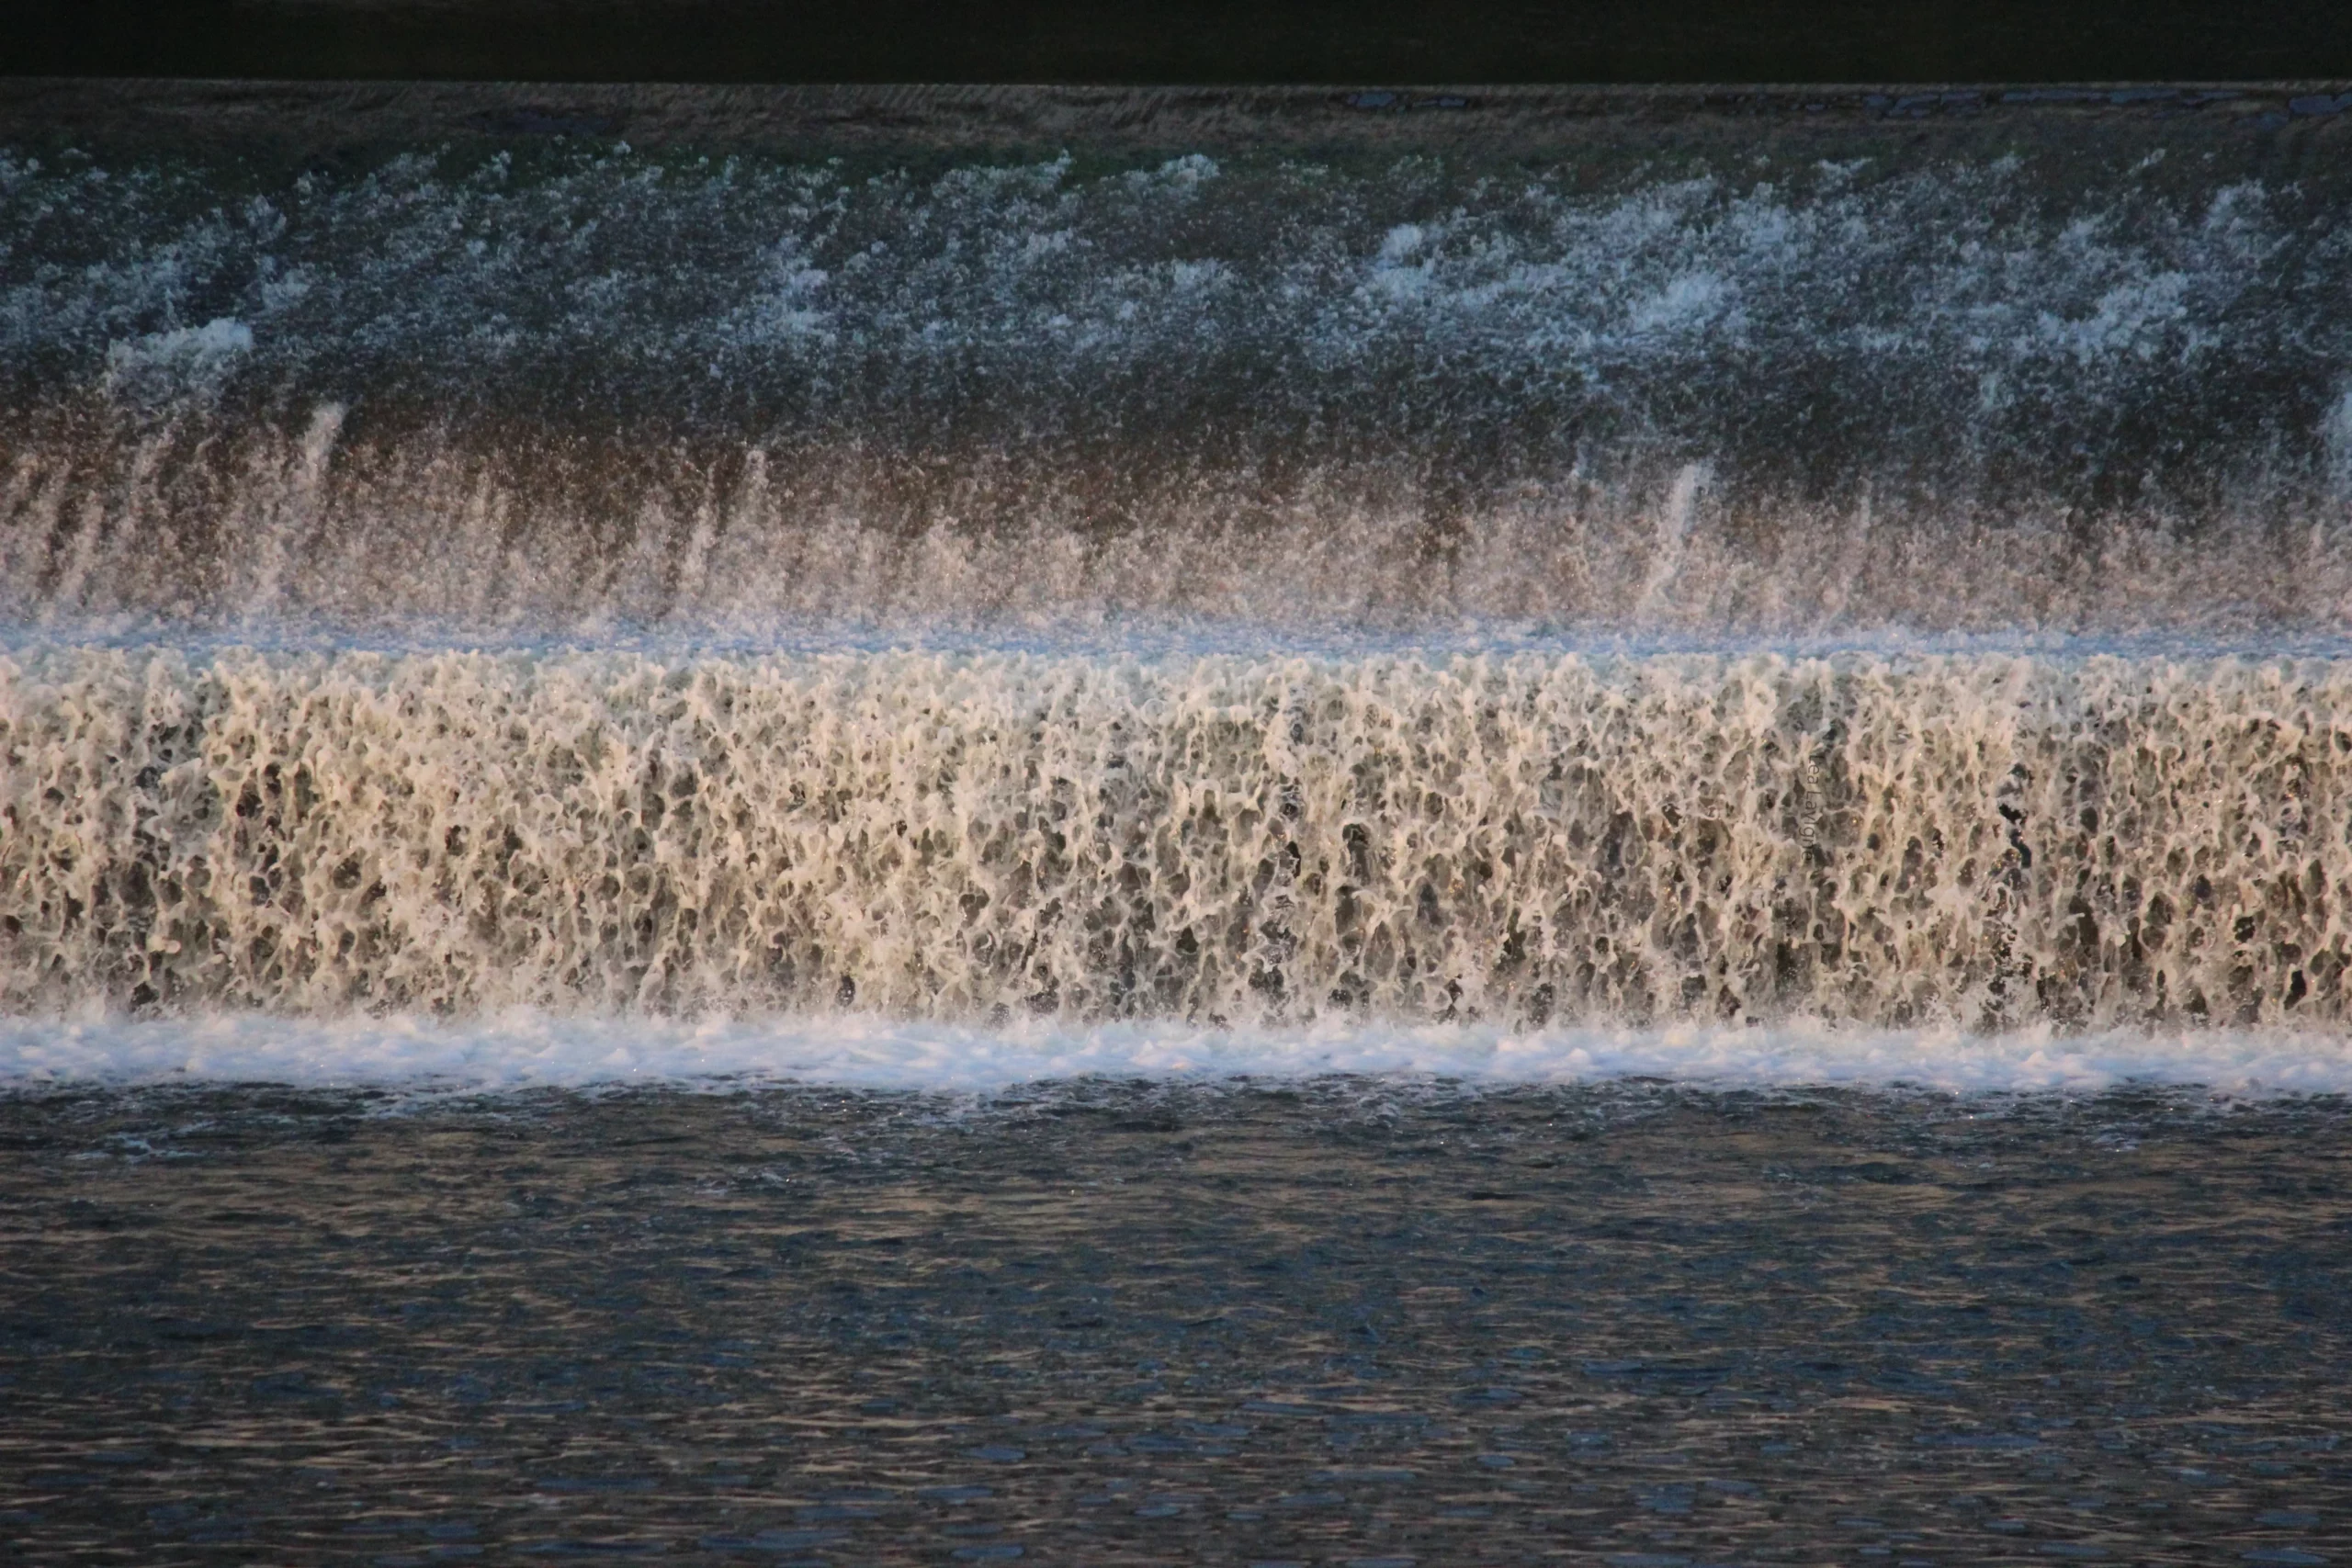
xmin=5 ymin=1014 xmax=2349 ymax=1096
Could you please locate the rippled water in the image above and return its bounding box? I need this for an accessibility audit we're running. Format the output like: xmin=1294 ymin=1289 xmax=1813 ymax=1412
xmin=5 ymin=1082 xmax=2349 ymax=1563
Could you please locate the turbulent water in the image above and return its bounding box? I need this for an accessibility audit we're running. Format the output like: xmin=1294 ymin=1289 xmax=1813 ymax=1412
xmin=5 ymin=85 xmax=2352 ymax=1086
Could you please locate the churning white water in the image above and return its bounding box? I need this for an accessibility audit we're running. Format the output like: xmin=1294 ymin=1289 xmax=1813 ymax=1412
xmin=5 ymin=642 xmax=2350 ymax=1078
xmin=6 ymin=94 xmax=2351 ymax=1086
xmin=9 ymin=1012 xmax=2352 ymax=1094
xmin=7 ymin=133 xmax=2352 ymax=638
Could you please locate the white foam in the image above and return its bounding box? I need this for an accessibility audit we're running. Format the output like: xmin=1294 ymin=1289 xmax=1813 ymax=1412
xmin=6 ymin=642 xmax=2346 ymax=1031
xmin=100 ymin=316 xmax=253 ymax=400
xmin=7 ymin=149 xmax=2349 ymax=637
xmin=3 ymin=1012 xmax=2347 ymax=1095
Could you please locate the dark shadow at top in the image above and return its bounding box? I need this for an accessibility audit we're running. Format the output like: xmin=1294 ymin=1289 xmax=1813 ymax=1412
xmin=12 ymin=0 xmax=2352 ymax=85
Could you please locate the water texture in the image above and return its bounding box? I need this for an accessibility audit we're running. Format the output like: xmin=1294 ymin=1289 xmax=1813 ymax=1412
xmin=1 ymin=1082 xmax=2346 ymax=1564
xmin=5 ymin=87 xmax=2352 ymax=1568
xmin=3 ymin=87 xmax=2351 ymax=1079
xmin=5 ymin=646 xmax=2351 ymax=1039
xmin=5 ymin=108 xmax=2351 ymax=638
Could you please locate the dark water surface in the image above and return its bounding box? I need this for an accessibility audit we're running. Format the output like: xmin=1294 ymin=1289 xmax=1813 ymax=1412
xmin=14 ymin=0 xmax=2352 ymax=85
xmin=4 ymin=1081 xmax=2349 ymax=1564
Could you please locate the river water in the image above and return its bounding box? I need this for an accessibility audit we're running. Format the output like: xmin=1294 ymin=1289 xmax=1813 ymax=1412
xmin=3 ymin=82 xmax=2350 ymax=1562
xmin=6 ymin=1081 xmax=2351 ymax=1565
